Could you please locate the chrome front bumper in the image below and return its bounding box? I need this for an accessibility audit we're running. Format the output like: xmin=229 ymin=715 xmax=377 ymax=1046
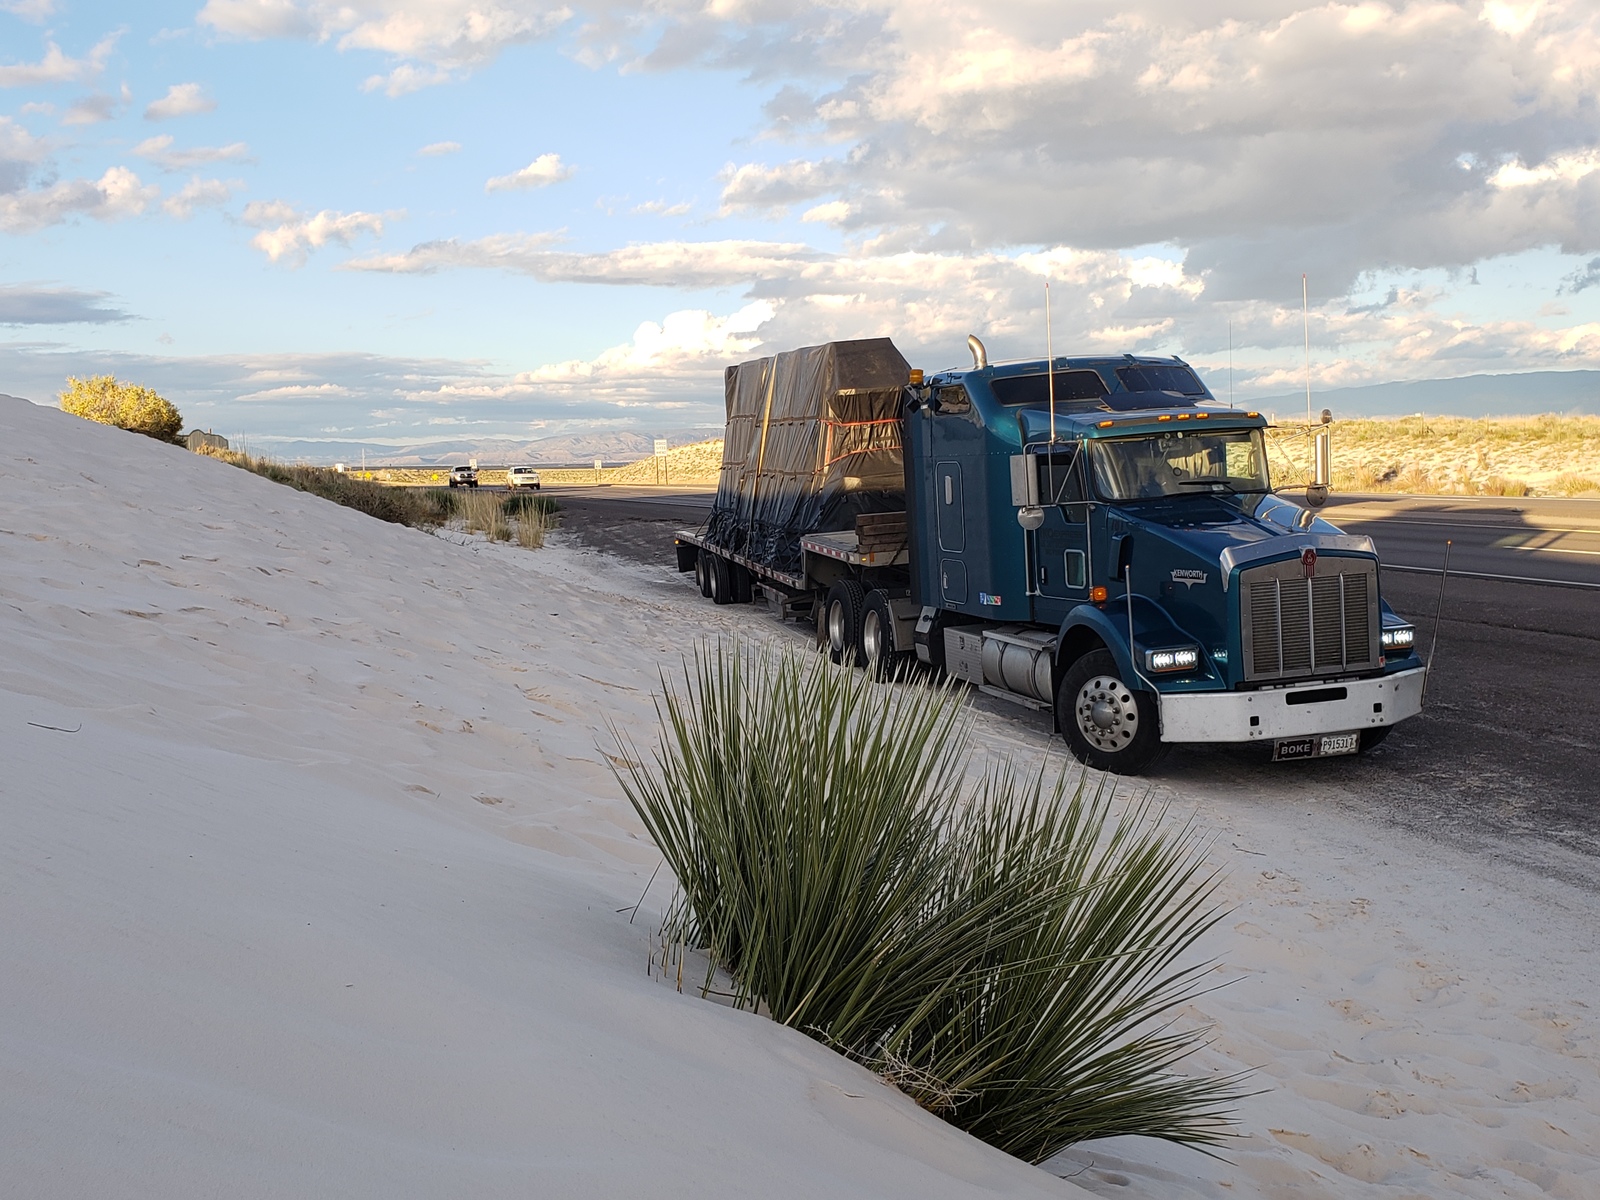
xmin=1157 ymin=666 xmax=1425 ymax=744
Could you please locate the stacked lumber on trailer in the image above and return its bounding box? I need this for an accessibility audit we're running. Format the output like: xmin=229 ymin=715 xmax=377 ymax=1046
xmin=855 ymin=511 xmax=908 ymax=553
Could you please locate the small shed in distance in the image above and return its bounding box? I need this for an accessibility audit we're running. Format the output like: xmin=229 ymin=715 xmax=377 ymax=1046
xmin=186 ymin=429 xmax=229 ymax=453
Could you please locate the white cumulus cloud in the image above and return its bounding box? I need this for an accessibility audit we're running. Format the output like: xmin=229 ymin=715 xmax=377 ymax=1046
xmin=484 ymin=153 xmax=573 ymax=193
xmin=163 ymin=177 xmax=240 ymax=219
xmin=244 ymin=199 xmax=391 ymax=265
xmin=417 ymin=140 xmax=461 ymax=157
xmin=0 ymin=34 xmax=117 ymax=87
xmin=199 ymin=0 xmax=572 ymax=92
xmin=134 ymin=135 xmax=252 ymax=171
xmin=144 ymin=83 xmax=218 ymax=120
xmin=0 ymin=166 xmax=158 ymax=233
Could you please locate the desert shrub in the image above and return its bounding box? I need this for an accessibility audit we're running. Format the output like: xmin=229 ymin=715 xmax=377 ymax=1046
xmin=515 ymin=506 xmax=554 ymax=548
xmin=199 ymin=447 xmax=448 ymax=528
xmin=1476 ymin=475 xmax=1531 ymax=497
xmin=501 ymin=492 xmax=559 ymax=516
xmin=1551 ymin=473 xmax=1600 ymax=496
xmin=59 ymin=375 xmax=183 ymax=443
xmin=615 ymin=642 xmax=1241 ymax=1162
xmin=458 ymin=490 xmax=511 ymax=540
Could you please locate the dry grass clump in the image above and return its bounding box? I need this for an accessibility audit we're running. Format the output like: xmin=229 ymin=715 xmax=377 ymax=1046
xmin=432 ymin=488 xmax=558 ymax=546
xmin=201 ymin=447 xmax=451 ymax=527
xmin=1551 ymin=472 xmax=1600 ymax=496
xmin=615 ymin=641 xmax=1242 ymax=1163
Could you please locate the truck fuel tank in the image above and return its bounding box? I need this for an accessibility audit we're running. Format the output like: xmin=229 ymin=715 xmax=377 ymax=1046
xmin=945 ymin=624 xmax=1056 ymax=705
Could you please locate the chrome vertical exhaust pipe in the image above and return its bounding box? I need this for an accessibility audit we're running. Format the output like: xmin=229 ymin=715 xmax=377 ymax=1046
xmin=967 ymin=334 xmax=988 ymax=369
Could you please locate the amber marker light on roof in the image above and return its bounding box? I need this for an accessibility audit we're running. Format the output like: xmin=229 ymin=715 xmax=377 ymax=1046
xmin=1098 ymin=419 xmax=1115 ymax=427
xmin=1194 ymin=412 xmax=1209 ymax=418
xmin=1246 ymin=411 xmax=1260 ymax=417
xmin=1157 ymin=414 xmax=1172 ymax=421
xmin=909 ymin=369 xmax=924 ymax=384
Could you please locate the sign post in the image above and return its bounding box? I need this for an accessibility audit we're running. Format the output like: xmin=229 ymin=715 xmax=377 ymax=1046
xmin=594 ymin=457 xmax=603 ymax=486
xmin=653 ymin=438 xmax=669 ymax=485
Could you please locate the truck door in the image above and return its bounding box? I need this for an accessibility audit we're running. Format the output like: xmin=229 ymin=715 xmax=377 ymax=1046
xmin=1033 ymin=448 xmax=1089 ymax=600
xmin=935 ymin=461 xmax=968 ymax=604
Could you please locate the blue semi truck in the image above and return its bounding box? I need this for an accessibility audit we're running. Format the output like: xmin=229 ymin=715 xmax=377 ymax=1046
xmin=673 ymin=336 xmax=1425 ymax=774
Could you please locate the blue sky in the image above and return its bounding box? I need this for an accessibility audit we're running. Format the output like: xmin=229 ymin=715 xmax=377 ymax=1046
xmin=4 ymin=0 xmax=1600 ymax=445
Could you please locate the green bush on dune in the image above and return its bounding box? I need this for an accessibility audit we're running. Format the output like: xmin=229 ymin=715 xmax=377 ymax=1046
xmin=615 ymin=641 xmax=1245 ymax=1164
xmin=59 ymin=375 xmax=184 ymax=444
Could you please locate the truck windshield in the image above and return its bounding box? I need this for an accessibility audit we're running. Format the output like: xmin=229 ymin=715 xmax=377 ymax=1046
xmin=1088 ymin=428 xmax=1270 ymax=501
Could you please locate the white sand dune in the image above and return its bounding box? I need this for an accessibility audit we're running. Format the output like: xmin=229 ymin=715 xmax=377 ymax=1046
xmin=3 ymin=396 xmax=1598 ymax=1197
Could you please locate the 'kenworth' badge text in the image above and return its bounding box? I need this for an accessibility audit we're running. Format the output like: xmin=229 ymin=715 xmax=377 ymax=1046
xmin=1170 ymin=569 xmax=1208 ymax=588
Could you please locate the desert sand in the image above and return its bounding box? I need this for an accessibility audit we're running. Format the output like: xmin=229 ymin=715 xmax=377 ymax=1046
xmin=3 ymin=396 xmax=1597 ymax=1197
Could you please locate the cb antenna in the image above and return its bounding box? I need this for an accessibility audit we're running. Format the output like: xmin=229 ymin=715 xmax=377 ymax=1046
xmin=1302 ymin=273 xmax=1312 ymax=430
xmin=1046 ymin=279 xmax=1057 ymax=445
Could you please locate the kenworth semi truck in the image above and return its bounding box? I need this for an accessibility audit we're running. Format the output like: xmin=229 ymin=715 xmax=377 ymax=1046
xmin=672 ymin=337 xmax=1425 ymax=774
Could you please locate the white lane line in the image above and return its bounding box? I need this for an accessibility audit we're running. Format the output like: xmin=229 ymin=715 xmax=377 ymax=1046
xmin=1385 ymin=564 xmax=1600 ymax=590
xmin=1338 ymin=516 xmax=1600 ymax=535
xmin=1507 ymin=544 xmax=1600 ymax=557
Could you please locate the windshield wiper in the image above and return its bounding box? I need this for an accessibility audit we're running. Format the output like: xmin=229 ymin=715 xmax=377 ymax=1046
xmin=1173 ymin=480 xmax=1272 ymax=495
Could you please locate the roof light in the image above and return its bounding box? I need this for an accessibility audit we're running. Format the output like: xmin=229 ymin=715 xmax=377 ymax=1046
xmin=1176 ymin=413 xmax=1191 ymax=420
xmin=1157 ymin=414 xmax=1172 ymax=422
xmin=1097 ymin=419 xmax=1114 ymax=428
xmin=1246 ymin=411 xmax=1260 ymax=418
xmin=1194 ymin=412 xmax=1209 ymax=419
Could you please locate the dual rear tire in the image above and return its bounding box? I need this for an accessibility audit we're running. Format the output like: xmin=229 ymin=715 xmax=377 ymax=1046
xmin=700 ymin=551 xmax=752 ymax=606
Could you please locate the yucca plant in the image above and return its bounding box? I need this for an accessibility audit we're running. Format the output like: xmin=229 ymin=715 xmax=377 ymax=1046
xmin=614 ymin=640 xmax=1245 ymax=1163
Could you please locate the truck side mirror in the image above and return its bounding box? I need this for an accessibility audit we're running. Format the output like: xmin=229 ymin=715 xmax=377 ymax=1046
xmin=1305 ymin=483 xmax=1329 ymax=509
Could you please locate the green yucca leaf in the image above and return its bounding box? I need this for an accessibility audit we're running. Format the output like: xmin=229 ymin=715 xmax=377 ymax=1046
xmin=610 ymin=638 xmax=1250 ymax=1165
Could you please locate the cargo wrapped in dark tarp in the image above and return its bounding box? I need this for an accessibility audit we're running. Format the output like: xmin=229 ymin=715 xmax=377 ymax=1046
xmin=706 ymin=338 xmax=909 ymax=576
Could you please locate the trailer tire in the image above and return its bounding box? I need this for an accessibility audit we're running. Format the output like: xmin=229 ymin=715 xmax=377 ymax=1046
xmin=694 ymin=550 xmax=713 ymax=598
xmin=824 ymin=580 xmax=867 ymax=666
xmin=1056 ymin=650 xmax=1166 ymax=775
xmin=708 ymin=555 xmax=735 ymax=605
xmin=731 ymin=561 xmax=754 ymax=604
xmin=860 ymin=590 xmax=906 ymax=680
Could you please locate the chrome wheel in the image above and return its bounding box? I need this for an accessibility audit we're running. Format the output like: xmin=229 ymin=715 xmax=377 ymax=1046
xmin=828 ymin=599 xmax=849 ymax=656
xmin=1074 ymin=674 xmax=1139 ymax=754
xmin=861 ymin=608 xmax=885 ymax=665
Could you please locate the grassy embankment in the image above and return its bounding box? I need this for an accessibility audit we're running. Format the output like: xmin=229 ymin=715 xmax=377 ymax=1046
xmin=1264 ymin=415 xmax=1599 ymax=497
xmin=366 ymin=440 xmax=726 ymax=489
xmin=199 ymin=447 xmax=559 ymax=543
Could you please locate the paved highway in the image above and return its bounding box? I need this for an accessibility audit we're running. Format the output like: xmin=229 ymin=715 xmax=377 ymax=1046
xmin=548 ymin=485 xmax=1600 ymax=883
xmin=1327 ymin=493 xmax=1600 ymax=590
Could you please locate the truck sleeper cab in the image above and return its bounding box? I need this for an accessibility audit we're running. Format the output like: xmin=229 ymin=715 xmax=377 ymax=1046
xmin=675 ymin=340 xmax=1425 ymax=775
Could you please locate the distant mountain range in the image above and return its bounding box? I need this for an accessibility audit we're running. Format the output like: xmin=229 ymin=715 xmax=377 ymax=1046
xmin=1251 ymin=369 xmax=1600 ymax=418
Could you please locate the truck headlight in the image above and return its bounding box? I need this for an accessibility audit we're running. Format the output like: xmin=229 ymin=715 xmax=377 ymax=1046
xmin=1145 ymin=646 xmax=1201 ymax=673
xmin=1380 ymin=625 xmax=1415 ymax=649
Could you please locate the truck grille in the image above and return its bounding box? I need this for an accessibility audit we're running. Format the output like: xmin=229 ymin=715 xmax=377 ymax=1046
xmin=1241 ymin=556 xmax=1378 ymax=682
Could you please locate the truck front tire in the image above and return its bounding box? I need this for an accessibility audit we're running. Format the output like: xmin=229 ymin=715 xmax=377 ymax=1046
xmin=1056 ymin=650 xmax=1165 ymax=775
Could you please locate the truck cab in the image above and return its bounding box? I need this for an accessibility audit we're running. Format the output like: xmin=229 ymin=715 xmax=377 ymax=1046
xmin=904 ymin=352 xmax=1425 ymax=772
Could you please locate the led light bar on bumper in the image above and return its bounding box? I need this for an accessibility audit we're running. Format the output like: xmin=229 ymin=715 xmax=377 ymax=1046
xmin=1145 ymin=646 xmax=1201 ymax=673
xmin=1381 ymin=625 xmax=1416 ymax=649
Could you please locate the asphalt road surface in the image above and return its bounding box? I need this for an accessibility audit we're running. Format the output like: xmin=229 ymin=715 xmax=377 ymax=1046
xmin=551 ymin=486 xmax=1600 ymax=885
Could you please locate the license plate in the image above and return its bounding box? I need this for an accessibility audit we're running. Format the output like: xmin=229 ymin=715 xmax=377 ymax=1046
xmin=1274 ymin=732 xmax=1360 ymax=761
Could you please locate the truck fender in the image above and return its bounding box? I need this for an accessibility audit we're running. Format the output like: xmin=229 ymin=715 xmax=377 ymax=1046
xmin=1054 ymin=606 xmax=1139 ymax=687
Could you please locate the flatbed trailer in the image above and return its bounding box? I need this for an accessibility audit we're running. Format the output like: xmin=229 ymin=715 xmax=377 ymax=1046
xmin=673 ymin=526 xmax=911 ymax=615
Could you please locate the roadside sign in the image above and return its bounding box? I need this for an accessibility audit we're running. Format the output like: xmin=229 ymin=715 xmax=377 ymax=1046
xmin=653 ymin=438 xmax=669 ymax=457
